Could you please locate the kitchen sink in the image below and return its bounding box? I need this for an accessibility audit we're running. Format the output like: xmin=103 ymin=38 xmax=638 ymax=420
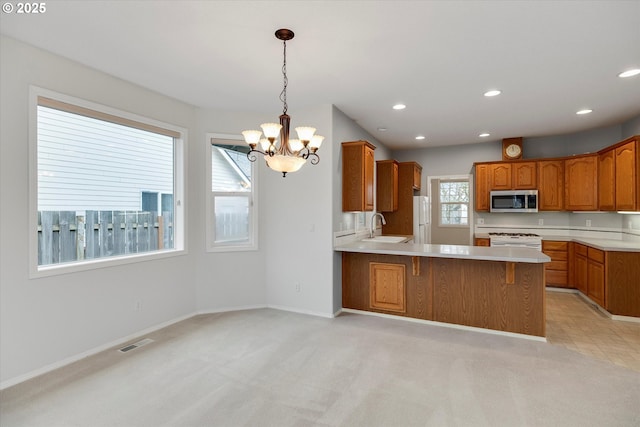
xmin=361 ymin=236 xmax=409 ymax=243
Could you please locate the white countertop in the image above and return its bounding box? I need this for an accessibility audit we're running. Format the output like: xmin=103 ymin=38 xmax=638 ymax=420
xmin=335 ymin=241 xmax=551 ymax=264
xmin=475 ymin=233 xmax=640 ymax=252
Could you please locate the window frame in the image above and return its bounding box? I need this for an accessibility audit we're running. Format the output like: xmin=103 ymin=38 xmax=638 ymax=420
xmin=438 ymin=178 xmax=470 ymax=228
xmin=29 ymin=86 xmax=187 ymax=278
xmin=206 ymin=133 xmax=258 ymax=252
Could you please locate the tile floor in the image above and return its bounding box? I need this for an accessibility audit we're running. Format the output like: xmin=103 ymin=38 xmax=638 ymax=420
xmin=546 ymin=290 xmax=640 ymax=372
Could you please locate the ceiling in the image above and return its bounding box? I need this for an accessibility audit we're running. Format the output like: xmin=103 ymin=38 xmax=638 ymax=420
xmin=2 ymin=1 xmax=639 ymax=149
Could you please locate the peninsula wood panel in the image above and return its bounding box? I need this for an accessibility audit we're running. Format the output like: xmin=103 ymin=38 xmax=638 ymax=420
xmin=342 ymin=252 xmax=432 ymax=320
xmin=369 ymin=262 xmax=406 ymax=312
xmin=432 ymin=258 xmax=545 ymax=337
xmin=606 ymin=252 xmax=640 ymax=317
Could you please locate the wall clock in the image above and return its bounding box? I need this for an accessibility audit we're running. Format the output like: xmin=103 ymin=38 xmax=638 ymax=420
xmin=502 ymin=137 xmax=523 ymax=160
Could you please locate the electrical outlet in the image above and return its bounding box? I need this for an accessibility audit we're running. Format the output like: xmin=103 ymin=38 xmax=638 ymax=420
xmin=586 ymin=219 xmax=592 ymax=227
xmin=295 ymin=282 xmax=301 ymax=292
xmin=538 ymin=219 xmax=544 ymax=226
xmin=477 ymin=218 xmax=484 ymax=225
xmin=134 ymin=300 xmax=142 ymax=311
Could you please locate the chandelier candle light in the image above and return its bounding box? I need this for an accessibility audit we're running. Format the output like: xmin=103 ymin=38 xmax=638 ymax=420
xmin=242 ymin=29 xmax=324 ymax=177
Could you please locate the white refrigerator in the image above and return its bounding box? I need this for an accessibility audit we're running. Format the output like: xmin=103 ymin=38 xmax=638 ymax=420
xmin=413 ymin=196 xmax=430 ymax=244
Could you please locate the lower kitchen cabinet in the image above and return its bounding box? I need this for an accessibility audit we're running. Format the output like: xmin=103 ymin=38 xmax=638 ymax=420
xmin=542 ymin=240 xmax=568 ymax=287
xmin=474 ymin=238 xmax=490 ymax=247
xmin=369 ymin=262 xmax=405 ymax=312
xmin=572 ymin=243 xmax=588 ymax=295
xmin=569 ymin=243 xmax=640 ymax=317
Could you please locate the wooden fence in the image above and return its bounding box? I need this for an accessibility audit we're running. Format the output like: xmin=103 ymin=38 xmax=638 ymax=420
xmin=38 ymin=210 xmax=173 ymax=266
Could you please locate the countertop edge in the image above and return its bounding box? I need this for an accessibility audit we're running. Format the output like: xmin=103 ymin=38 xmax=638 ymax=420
xmin=335 ymin=242 xmax=551 ymax=264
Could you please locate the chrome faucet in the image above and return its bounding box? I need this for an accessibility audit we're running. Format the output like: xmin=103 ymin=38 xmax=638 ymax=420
xmin=370 ymin=212 xmax=386 ymax=238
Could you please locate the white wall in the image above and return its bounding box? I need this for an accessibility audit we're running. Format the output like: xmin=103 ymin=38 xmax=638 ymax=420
xmin=193 ymin=108 xmax=270 ymax=313
xmin=0 ymin=36 xmax=198 ymax=385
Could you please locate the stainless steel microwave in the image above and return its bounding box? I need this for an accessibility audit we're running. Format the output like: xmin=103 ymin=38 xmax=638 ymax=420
xmin=490 ymin=190 xmax=538 ymax=213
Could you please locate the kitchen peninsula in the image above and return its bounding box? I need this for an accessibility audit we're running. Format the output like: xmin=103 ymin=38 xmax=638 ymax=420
xmin=336 ymin=240 xmax=551 ymax=338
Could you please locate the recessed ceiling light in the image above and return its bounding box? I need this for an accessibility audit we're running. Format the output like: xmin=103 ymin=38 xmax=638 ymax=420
xmin=392 ymin=104 xmax=406 ymax=110
xmin=415 ymin=135 xmax=426 ymax=140
xmin=576 ymin=109 xmax=593 ymax=115
xmin=618 ymin=69 xmax=640 ymax=78
xmin=479 ymin=133 xmax=490 ymax=138
xmin=484 ymin=90 xmax=501 ymax=97
xmin=377 ymin=127 xmax=387 ymax=132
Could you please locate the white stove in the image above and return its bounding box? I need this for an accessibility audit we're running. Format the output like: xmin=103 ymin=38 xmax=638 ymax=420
xmin=489 ymin=232 xmax=542 ymax=251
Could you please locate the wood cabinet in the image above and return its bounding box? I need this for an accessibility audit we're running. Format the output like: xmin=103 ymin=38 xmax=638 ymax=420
xmin=615 ymin=138 xmax=639 ymax=210
xmin=342 ymin=141 xmax=375 ymax=212
xmin=512 ymin=162 xmax=537 ymax=189
xmin=598 ymin=148 xmax=616 ymax=211
xmin=538 ymin=160 xmax=564 ymax=210
xmin=475 ymin=163 xmax=490 ymax=211
xmin=568 ymin=242 xmax=640 ymax=317
xmin=565 ymin=154 xmax=598 ymax=211
xmin=411 ymin=162 xmax=422 ymax=190
xmin=587 ymin=247 xmax=605 ymax=307
xmin=542 ymin=240 xmax=568 ymax=287
xmin=383 ymin=162 xmax=422 ymax=236
xmin=369 ymin=262 xmax=406 ymax=313
xmin=376 ymin=160 xmax=398 ymax=212
xmin=489 ymin=163 xmax=512 ymax=190
xmin=571 ymin=243 xmax=588 ymax=295
xmin=474 ymin=238 xmax=490 ymax=246
xmin=597 ymin=136 xmax=640 ymax=211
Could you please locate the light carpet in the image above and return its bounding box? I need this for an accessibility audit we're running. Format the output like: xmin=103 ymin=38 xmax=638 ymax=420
xmin=1 ymin=309 xmax=639 ymax=427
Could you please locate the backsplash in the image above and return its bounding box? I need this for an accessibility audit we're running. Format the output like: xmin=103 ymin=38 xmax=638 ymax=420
xmin=475 ymin=211 xmax=640 ymax=240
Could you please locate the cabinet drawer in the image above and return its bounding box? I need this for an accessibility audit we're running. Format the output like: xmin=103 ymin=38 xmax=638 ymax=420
xmin=542 ymin=240 xmax=568 ymax=251
xmin=546 ymin=270 xmax=568 ymax=285
xmin=547 ymin=260 xmax=568 ymax=271
xmin=588 ymin=247 xmax=605 ymax=263
xmin=544 ymin=250 xmax=568 ymax=261
xmin=575 ymin=243 xmax=588 ymax=257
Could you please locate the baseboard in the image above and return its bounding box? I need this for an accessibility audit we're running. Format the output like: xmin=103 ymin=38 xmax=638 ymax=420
xmin=267 ymin=304 xmax=335 ymax=319
xmin=340 ymin=308 xmax=547 ymax=342
xmin=196 ymin=304 xmax=267 ymax=315
xmin=545 ymin=286 xmax=579 ymax=294
xmin=0 ymin=311 xmax=195 ymax=391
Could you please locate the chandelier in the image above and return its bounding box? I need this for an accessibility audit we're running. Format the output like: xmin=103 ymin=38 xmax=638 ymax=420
xmin=242 ymin=29 xmax=324 ymax=177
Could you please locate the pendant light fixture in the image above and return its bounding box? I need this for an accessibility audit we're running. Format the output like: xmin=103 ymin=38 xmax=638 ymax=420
xmin=242 ymin=29 xmax=324 ymax=177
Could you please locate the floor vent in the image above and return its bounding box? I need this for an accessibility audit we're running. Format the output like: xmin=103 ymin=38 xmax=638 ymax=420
xmin=118 ymin=338 xmax=154 ymax=353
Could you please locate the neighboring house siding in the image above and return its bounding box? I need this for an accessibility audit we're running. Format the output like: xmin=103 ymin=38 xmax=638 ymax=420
xmin=37 ymin=106 xmax=173 ymax=211
xmin=211 ymin=146 xmax=250 ymax=192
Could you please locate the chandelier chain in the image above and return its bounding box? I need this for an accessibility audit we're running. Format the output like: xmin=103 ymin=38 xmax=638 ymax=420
xmin=280 ymin=40 xmax=288 ymax=114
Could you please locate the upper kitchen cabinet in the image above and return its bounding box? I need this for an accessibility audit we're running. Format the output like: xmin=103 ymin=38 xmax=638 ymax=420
xmin=538 ymin=160 xmax=564 ymax=211
xmin=512 ymin=162 xmax=537 ymax=189
xmin=565 ymin=154 xmax=598 ymax=211
xmin=382 ymin=162 xmax=422 ymax=235
xmin=598 ymin=136 xmax=640 ymax=211
xmin=489 ymin=163 xmax=512 ymax=190
xmin=411 ymin=162 xmax=422 ymax=190
xmin=376 ymin=160 xmax=399 ymax=212
xmin=474 ymin=163 xmax=490 ymax=211
xmin=614 ymin=136 xmax=639 ymax=211
xmin=598 ymin=148 xmax=616 ymax=211
xmin=342 ymin=140 xmax=376 ymax=212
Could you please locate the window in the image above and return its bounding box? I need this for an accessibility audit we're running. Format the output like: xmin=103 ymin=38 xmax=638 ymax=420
xmin=439 ymin=180 xmax=469 ymax=226
xmin=207 ymin=134 xmax=257 ymax=251
xmin=31 ymin=88 xmax=185 ymax=276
